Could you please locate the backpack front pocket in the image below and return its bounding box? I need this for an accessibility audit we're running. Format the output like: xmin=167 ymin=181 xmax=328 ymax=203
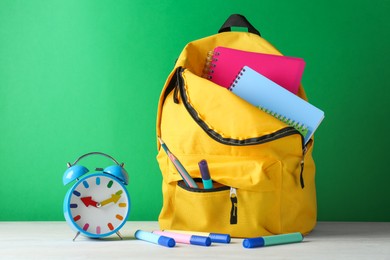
xmin=161 ymin=157 xmax=283 ymax=238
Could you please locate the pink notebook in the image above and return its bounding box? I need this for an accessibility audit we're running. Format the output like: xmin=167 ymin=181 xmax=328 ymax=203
xmin=204 ymin=46 xmax=305 ymax=94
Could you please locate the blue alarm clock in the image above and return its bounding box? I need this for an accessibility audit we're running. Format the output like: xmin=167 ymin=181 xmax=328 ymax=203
xmin=63 ymin=152 xmax=130 ymax=241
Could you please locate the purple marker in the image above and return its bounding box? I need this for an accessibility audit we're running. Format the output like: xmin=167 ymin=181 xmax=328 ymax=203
xmin=153 ymin=230 xmax=211 ymax=246
xmin=198 ymin=160 xmax=213 ymax=189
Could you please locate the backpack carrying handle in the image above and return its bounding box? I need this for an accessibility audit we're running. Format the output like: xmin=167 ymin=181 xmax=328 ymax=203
xmin=218 ymin=14 xmax=261 ymax=36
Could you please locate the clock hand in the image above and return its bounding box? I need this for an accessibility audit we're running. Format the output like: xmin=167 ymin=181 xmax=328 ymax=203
xmin=80 ymin=196 xmax=99 ymax=207
xmin=99 ymin=190 xmax=123 ymax=207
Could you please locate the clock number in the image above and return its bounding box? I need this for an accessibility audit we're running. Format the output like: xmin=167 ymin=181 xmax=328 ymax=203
xmin=83 ymin=180 xmax=89 ymax=189
xmin=107 ymin=223 xmax=114 ymax=231
xmin=83 ymin=223 xmax=89 ymax=231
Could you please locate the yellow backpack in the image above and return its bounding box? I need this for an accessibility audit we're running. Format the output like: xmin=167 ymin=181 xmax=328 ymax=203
xmin=156 ymin=14 xmax=317 ymax=238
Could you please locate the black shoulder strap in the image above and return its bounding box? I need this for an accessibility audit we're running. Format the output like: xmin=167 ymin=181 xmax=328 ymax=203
xmin=218 ymin=14 xmax=261 ymax=36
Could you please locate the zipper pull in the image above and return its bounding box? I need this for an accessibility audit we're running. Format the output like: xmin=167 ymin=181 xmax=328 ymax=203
xmin=300 ymin=144 xmax=309 ymax=189
xmin=230 ymin=187 xmax=238 ymax=224
xmin=299 ymin=159 xmax=305 ymax=189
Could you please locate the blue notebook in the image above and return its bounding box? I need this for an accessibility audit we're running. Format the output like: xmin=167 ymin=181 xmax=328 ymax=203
xmin=230 ymin=66 xmax=324 ymax=144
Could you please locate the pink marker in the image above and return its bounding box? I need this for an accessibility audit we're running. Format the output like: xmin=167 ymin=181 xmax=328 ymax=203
xmin=153 ymin=230 xmax=211 ymax=246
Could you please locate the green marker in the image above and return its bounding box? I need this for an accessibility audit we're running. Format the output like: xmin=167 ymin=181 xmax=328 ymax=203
xmin=243 ymin=232 xmax=303 ymax=248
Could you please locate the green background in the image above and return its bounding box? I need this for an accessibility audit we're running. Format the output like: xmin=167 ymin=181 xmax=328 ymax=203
xmin=1 ymin=0 xmax=389 ymax=222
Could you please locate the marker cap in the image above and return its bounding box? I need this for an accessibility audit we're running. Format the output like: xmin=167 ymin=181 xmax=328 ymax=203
xmin=158 ymin=236 xmax=176 ymax=248
xmin=209 ymin=233 xmax=231 ymax=243
xmin=202 ymin=179 xmax=213 ymax=189
xmin=190 ymin=235 xmax=212 ymax=246
xmin=243 ymin=237 xmax=265 ymax=248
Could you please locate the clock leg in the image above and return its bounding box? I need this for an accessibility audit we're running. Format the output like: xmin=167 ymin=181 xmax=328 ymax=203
xmin=116 ymin=231 xmax=123 ymax=240
xmin=72 ymin=231 xmax=81 ymax=242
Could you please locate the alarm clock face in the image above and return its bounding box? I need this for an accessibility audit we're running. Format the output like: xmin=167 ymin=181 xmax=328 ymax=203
xmin=64 ymin=173 xmax=130 ymax=238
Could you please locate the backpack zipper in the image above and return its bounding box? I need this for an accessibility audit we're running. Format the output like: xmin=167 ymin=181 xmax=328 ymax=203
xmin=171 ymin=67 xmax=308 ymax=189
xmin=178 ymin=179 xmax=230 ymax=192
xmin=299 ymin=139 xmax=312 ymax=189
xmin=174 ymin=66 xmax=304 ymax=147
xmin=230 ymin=187 xmax=238 ymax=224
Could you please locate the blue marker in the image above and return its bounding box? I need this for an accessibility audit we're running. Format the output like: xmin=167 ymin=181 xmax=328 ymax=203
xmin=198 ymin=160 xmax=213 ymax=189
xmin=135 ymin=230 xmax=176 ymax=248
xmin=243 ymin=232 xmax=303 ymax=248
xmin=153 ymin=230 xmax=211 ymax=246
xmin=165 ymin=229 xmax=231 ymax=244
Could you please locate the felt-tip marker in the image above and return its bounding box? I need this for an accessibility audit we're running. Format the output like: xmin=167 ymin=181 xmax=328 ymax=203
xmin=153 ymin=230 xmax=211 ymax=246
xmin=164 ymin=229 xmax=230 ymax=244
xmin=135 ymin=230 xmax=175 ymax=248
xmin=243 ymin=232 xmax=303 ymax=248
xmin=158 ymin=137 xmax=198 ymax=188
xmin=198 ymin=159 xmax=213 ymax=189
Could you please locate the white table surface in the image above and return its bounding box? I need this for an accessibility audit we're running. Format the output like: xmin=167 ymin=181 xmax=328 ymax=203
xmin=0 ymin=221 xmax=389 ymax=259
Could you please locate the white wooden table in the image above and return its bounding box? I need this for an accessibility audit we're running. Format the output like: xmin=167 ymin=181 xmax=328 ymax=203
xmin=0 ymin=221 xmax=389 ymax=259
